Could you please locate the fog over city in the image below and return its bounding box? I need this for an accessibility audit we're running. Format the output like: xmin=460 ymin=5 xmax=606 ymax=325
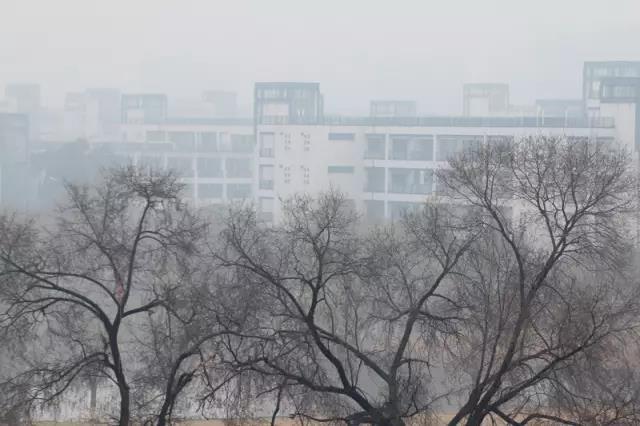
xmin=2 ymin=2 xmax=640 ymax=426
xmin=2 ymin=0 xmax=640 ymax=114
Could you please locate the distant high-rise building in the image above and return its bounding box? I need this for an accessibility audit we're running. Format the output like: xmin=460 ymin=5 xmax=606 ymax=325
xmin=121 ymin=94 xmax=168 ymax=124
xmin=64 ymin=89 xmax=121 ymax=141
xmin=583 ymin=61 xmax=640 ymax=104
xmin=5 ymin=83 xmax=41 ymax=139
xmin=583 ymin=62 xmax=640 ymax=152
xmin=463 ymin=83 xmax=510 ymax=116
xmin=0 ymin=113 xmax=30 ymax=208
xmin=254 ymin=82 xmax=323 ymax=126
xmin=370 ymin=100 xmax=417 ymax=118
xmin=5 ymin=83 xmax=41 ymax=114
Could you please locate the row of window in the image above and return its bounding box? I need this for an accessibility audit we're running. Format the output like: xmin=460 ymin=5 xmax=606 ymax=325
xmin=138 ymin=156 xmax=253 ymax=178
xmin=365 ymin=167 xmax=435 ymax=195
xmin=365 ymin=134 xmax=489 ymax=161
xmin=259 ymin=132 xmax=512 ymax=161
xmin=183 ymin=183 xmax=252 ymax=199
xmin=146 ymin=131 xmax=254 ymax=153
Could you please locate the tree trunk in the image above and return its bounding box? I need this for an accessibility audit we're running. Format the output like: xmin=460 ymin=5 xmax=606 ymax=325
xmin=89 ymin=377 xmax=97 ymax=425
xmin=118 ymin=382 xmax=131 ymax=426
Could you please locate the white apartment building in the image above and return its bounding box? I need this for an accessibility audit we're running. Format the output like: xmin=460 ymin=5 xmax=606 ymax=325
xmin=112 ymin=62 xmax=640 ymax=222
xmin=120 ymin=117 xmax=254 ymax=209
xmin=255 ymin=116 xmax=618 ymax=223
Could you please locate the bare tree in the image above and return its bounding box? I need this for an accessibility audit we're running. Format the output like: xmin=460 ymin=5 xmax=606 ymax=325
xmin=438 ymin=136 xmax=640 ymax=425
xmin=215 ymin=191 xmax=480 ymax=426
xmin=0 ymin=167 xmax=207 ymax=425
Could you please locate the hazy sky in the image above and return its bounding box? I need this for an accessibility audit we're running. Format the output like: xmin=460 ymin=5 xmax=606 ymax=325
xmin=2 ymin=0 xmax=640 ymax=114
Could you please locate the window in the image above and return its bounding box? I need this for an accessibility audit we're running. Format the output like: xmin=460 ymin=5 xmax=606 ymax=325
xmin=146 ymin=130 xmax=165 ymax=142
xmin=231 ymin=134 xmax=254 ymax=153
xmin=197 ymin=158 xmax=222 ymax=178
xmin=167 ymin=157 xmax=194 ymax=177
xmin=227 ymin=183 xmax=252 ymax=199
xmin=169 ymin=131 xmax=195 ymax=151
xmin=328 ymin=132 xmax=355 ymax=141
xmin=391 ymin=138 xmax=409 ymax=160
xmin=365 ymin=167 xmax=385 ymax=193
xmin=199 ymin=132 xmax=217 ymax=152
xmin=259 ymin=197 xmax=274 ymax=222
xmin=328 ymin=166 xmax=355 ymax=174
xmin=365 ymin=134 xmax=385 ymax=159
xmin=218 ymin=132 xmax=231 ymax=151
xmin=138 ymin=155 xmax=163 ymax=171
xmin=388 ymin=168 xmax=433 ymax=194
xmin=390 ymin=135 xmax=433 ymax=160
xmin=260 ymin=132 xmax=275 ymax=157
xmin=389 ymin=202 xmax=422 ymax=221
xmin=365 ymin=200 xmax=385 ymax=223
xmin=226 ymin=158 xmax=252 ymax=178
xmin=181 ymin=184 xmax=195 ymax=199
xmin=437 ymin=135 xmax=482 ymax=161
xmin=198 ymin=183 xmax=222 ymax=199
xmin=259 ymin=165 xmax=274 ymax=189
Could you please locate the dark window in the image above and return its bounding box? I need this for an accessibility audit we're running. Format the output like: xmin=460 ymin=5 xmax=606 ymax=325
xmin=226 ymin=158 xmax=252 ymax=178
xmin=227 ymin=183 xmax=252 ymax=199
xmin=365 ymin=134 xmax=385 ymax=159
xmin=198 ymin=183 xmax=223 ymax=198
xmin=197 ymin=158 xmax=222 ymax=178
xmin=167 ymin=157 xmax=193 ymax=177
xmin=328 ymin=133 xmax=355 ymax=141
xmin=365 ymin=167 xmax=385 ymax=193
xmin=199 ymin=132 xmax=217 ymax=152
xmin=328 ymin=166 xmax=355 ymax=173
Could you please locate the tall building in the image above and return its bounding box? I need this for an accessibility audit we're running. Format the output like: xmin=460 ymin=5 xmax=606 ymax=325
xmin=64 ymin=89 xmax=121 ymax=141
xmin=255 ymin=115 xmax=616 ymax=223
xmin=121 ymin=94 xmax=168 ymax=124
xmin=463 ymin=83 xmax=510 ymax=116
xmin=583 ymin=62 xmax=640 ymax=153
xmin=4 ymin=83 xmax=41 ymax=139
xmin=0 ymin=113 xmax=30 ymax=208
xmin=254 ymin=82 xmax=323 ymax=125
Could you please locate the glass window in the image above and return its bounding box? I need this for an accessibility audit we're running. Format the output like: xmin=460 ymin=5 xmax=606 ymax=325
xmin=327 ymin=166 xmax=355 ymax=173
xmin=365 ymin=167 xmax=385 ymax=193
xmin=167 ymin=157 xmax=193 ymax=177
xmin=198 ymin=183 xmax=223 ymax=198
xmin=389 ymin=202 xmax=422 ymax=221
xmin=226 ymin=158 xmax=252 ymax=178
xmin=388 ymin=168 xmax=433 ymax=194
xmin=227 ymin=183 xmax=252 ymax=199
xmin=365 ymin=200 xmax=385 ymax=223
xmin=260 ymin=132 xmax=275 ymax=157
xmin=199 ymin=132 xmax=217 ymax=152
xmin=259 ymin=165 xmax=274 ymax=189
xmin=231 ymin=134 xmax=254 ymax=152
xmin=197 ymin=158 xmax=222 ymax=178
xmin=169 ymin=131 xmax=195 ymax=151
xmin=328 ymin=133 xmax=355 ymax=141
xmin=259 ymin=197 xmax=274 ymax=222
xmin=146 ymin=130 xmax=165 ymax=142
xmin=437 ymin=135 xmax=482 ymax=161
xmin=365 ymin=134 xmax=385 ymax=159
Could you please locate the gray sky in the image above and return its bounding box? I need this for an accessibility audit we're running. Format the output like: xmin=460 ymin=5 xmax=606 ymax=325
xmin=2 ymin=0 xmax=640 ymax=114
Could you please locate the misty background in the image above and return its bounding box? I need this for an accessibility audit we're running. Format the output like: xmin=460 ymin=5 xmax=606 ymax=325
xmin=2 ymin=0 xmax=640 ymax=115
